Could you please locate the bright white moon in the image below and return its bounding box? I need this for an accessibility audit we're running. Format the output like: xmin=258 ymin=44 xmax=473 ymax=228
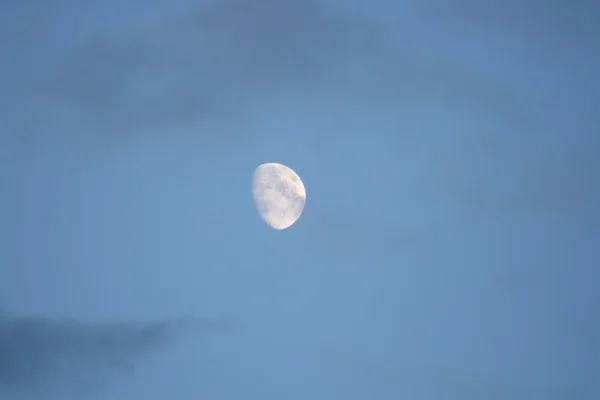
xmin=252 ymin=163 xmax=306 ymax=230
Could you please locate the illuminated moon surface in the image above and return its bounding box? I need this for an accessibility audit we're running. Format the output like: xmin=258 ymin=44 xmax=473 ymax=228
xmin=252 ymin=163 xmax=306 ymax=230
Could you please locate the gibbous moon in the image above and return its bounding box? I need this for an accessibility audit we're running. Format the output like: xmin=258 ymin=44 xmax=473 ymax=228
xmin=252 ymin=163 xmax=306 ymax=230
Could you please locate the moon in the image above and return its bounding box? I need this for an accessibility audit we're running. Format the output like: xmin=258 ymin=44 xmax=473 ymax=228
xmin=252 ymin=163 xmax=306 ymax=230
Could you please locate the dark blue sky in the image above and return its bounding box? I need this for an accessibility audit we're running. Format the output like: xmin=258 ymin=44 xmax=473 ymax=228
xmin=1 ymin=0 xmax=599 ymax=399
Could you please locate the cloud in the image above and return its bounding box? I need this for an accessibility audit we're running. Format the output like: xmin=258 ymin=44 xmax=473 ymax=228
xmin=5 ymin=0 xmax=533 ymax=152
xmin=0 ymin=312 xmax=230 ymax=398
xmin=20 ymin=0 xmax=382 ymax=145
xmin=428 ymin=136 xmax=600 ymax=233
xmin=415 ymin=0 xmax=599 ymax=46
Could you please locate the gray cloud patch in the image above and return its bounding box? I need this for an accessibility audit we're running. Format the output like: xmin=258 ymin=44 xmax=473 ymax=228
xmin=21 ymin=0 xmax=382 ymax=144
xmin=0 ymin=312 xmax=230 ymax=398
xmin=416 ymin=0 xmax=599 ymax=46
xmin=3 ymin=0 xmax=533 ymax=152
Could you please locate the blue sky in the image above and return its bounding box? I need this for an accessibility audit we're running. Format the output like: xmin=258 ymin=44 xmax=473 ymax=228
xmin=1 ymin=0 xmax=599 ymax=399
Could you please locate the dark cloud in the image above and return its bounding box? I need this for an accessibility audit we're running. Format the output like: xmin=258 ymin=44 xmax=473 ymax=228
xmin=4 ymin=0 xmax=536 ymax=152
xmin=22 ymin=0 xmax=383 ymax=144
xmin=0 ymin=312 xmax=231 ymax=398
xmin=165 ymin=0 xmax=382 ymax=83
xmin=415 ymin=0 xmax=600 ymax=49
xmin=409 ymin=1 xmax=600 ymax=139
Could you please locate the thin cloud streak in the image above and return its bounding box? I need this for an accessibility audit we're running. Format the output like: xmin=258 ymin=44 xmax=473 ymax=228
xmin=0 ymin=312 xmax=231 ymax=398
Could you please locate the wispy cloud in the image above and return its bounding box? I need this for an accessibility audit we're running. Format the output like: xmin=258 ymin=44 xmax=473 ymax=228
xmin=415 ymin=0 xmax=599 ymax=47
xmin=2 ymin=0 xmax=534 ymax=151
xmin=0 ymin=312 xmax=230 ymax=398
